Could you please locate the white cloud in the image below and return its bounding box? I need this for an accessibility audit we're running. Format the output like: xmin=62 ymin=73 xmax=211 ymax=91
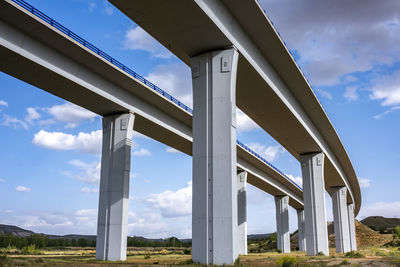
xmin=88 ymin=1 xmax=96 ymax=12
xmin=32 ymin=129 xmax=102 ymax=154
xmin=25 ymin=107 xmax=40 ymax=125
xmin=66 ymin=160 xmax=101 ymax=185
xmin=47 ymin=102 xmax=97 ymax=129
xmin=358 ymin=177 xmax=371 ymax=188
xmin=246 ymin=143 xmax=285 ymax=162
xmin=145 ymin=181 xmax=192 ymax=218
xmin=165 ymin=147 xmax=180 ymax=153
xmin=316 ymin=89 xmax=333 ymax=100
xmin=1 ymin=115 xmax=28 ymax=129
xmin=133 ymin=148 xmax=151 ymax=157
xmin=259 ymin=0 xmax=400 ymax=87
xmin=4 ymin=210 xmax=13 ymax=214
xmin=80 ymin=187 xmax=99 ymax=193
xmin=286 ymin=174 xmax=303 ymax=187
xmin=15 ymin=186 xmax=31 ymax=192
xmin=0 ymin=178 xmax=5 ymax=182
xmin=145 ymin=62 xmax=192 ymax=107
xmin=373 ymin=106 xmax=400 ymax=119
xmin=103 ymin=1 xmax=113 ymax=15
xmin=370 ymin=69 xmax=400 ymax=106
xmin=0 ymin=100 xmax=8 ymax=107
xmin=236 ymin=109 xmax=259 ymax=132
xmin=128 ymin=212 xmax=168 ymax=237
xmin=344 ymin=86 xmax=358 ymax=101
xmin=75 ymin=209 xmax=97 ymax=217
xmin=124 ymin=26 xmax=172 ymax=59
xmin=0 ymin=210 xmax=98 ymax=235
xmin=358 ymin=201 xmax=400 ymax=219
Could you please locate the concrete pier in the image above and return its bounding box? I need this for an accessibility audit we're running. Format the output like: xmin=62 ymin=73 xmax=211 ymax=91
xmin=237 ymin=171 xmax=248 ymax=255
xmin=96 ymin=113 xmax=135 ymax=261
xmin=275 ymin=195 xmax=290 ymax=253
xmin=300 ymin=152 xmax=329 ymax=256
xmin=331 ymin=186 xmax=351 ymax=253
xmin=297 ymin=209 xmax=306 ymax=252
xmin=347 ymin=203 xmax=357 ymax=251
xmin=190 ymin=48 xmax=239 ymax=265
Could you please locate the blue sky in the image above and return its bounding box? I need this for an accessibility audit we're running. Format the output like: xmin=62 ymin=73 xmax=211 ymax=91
xmin=0 ymin=0 xmax=400 ymax=238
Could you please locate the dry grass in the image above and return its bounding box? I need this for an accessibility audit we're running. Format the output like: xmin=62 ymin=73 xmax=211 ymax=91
xmin=1 ymin=246 xmax=400 ymax=266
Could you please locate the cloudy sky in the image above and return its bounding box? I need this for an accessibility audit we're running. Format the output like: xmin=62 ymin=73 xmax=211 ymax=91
xmin=0 ymin=0 xmax=399 ymax=238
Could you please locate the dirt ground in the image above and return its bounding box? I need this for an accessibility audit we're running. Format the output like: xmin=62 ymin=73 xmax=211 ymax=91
xmin=1 ymin=246 xmax=400 ymax=266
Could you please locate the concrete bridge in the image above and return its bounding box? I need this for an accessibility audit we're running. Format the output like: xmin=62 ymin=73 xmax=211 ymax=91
xmin=0 ymin=0 xmax=361 ymax=265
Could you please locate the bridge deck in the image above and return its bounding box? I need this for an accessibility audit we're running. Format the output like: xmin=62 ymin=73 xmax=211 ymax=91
xmin=108 ymin=0 xmax=361 ymax=215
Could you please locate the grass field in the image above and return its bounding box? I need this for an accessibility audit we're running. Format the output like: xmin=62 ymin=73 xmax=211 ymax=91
xmin=1 ymin=246 xmax=400 ymax=266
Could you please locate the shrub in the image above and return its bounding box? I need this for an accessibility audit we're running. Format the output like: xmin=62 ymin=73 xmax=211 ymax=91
xmin=345 ymin=251 xmax=364 ymax=258
xmin=183 ymin=248 xmax=191 ymax=255
xmin=144 ymin=254 xmax=151 ymax=259
xmin=395 ymin=226 xmax=400 ymax=238
xmin=317 ymin=251 xmax=325 ymax=256
xmin=21 ymin=244 xmax=41 ymax=255
xmin=340 ymin=259 xmax=350 ymax=265
xmin=0 ymin=254 xmax=11 ymax=266
xmin=276 ymin=255 xmax=297 ymax=267
xmin=234 ymin=257 xmax=243 ymax=267
xmin=375 ymin=251 xmax=386 ymax=256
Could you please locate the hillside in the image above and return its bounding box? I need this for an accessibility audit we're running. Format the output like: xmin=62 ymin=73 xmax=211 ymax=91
xmin=0 ymin=224 xmax=35 ymax=237
xmin=361 ymin=216 xmax=400 ymax=233
xmin=328 ymin=220 xmax=386 ymax=248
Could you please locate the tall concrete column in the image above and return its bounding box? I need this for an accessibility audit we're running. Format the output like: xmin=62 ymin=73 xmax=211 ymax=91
xmin=275 ymin=195 xmax=290 ymax=253
xmin=96 ymin=113 xmax=135 ymax=261
xmin=300 ymin=152 xmax=329 ymax=256
xmin=331 ymin=186 xmax=351 ymax=253
xmin=297 ymin=209 xmax=306 ymax=252
xmin=347 ymin=203 xmax=357 ymax=251
xmin=191 ymin=48 xmax=239 ymax=265
xmin=237 ymin=171 xmax=247 ymax=255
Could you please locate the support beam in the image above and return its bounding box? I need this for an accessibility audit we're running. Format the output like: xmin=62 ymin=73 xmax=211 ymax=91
xmin=300 ymin=152 xmax=329 ymax=256
xmin=191 ymin=48 xmax=239 ymax=265
xmin=237 ymin=171 xmax=247 ymax=255
xmin=297 ymin=209 xmax=306 ymax=252
xmin=331 ymin=186 xmax=351 ymax=253
xmin=96 ymin=113 xmax=135 ymax=261
xmin=275 ymin=195 xmax=290 ymax=253
xmin=347 ymin=203 xmax=357 ymax=251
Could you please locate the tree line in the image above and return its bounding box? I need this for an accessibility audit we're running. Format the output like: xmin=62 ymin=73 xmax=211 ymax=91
xmin=0 ymin=233 xmax=191 ymax=249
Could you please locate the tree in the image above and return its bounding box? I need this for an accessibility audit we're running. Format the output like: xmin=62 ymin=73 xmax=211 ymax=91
xmin=394 ymin=226 xmax=400 ymax=239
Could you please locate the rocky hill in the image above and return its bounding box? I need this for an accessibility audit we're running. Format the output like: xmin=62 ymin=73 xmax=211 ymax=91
xmin=361 ymin=216 xmax=400 ymax=233
xmin=328 ymin=220 xmax=385 ymax=248
xmin=0 ymin=224 xmax=35 ymax=237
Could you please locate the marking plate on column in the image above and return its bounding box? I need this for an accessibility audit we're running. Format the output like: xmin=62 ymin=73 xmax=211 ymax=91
xmin=221 ymin=56 xmax=231 ymax=72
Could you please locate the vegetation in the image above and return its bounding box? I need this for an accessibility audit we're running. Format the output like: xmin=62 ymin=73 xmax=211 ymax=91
xmin=247 ymin=232 xmax=278 ymax=253
xmin=361 ymin=216 xmax=400 ymax=234
xmin=0 ymin=233 xmax=190 ymax=250
xmin=0 ymin=246 xmax=399 ymax=266
xmin=344 ymin=250 xmax=364 ymax=258
xmin=0 ymin=233 xmax=95 ymax=249
xmin=127 ymin=236 xmax=191 ymax=248
xmin=276 ymin=255 xmax=297 ymax=267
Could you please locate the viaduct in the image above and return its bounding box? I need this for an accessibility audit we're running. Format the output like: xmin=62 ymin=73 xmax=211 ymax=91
xmin=0 ymin=0 xmax=361 ymax=265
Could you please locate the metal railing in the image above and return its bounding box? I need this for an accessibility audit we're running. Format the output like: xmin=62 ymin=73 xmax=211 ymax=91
xmin=11 ymin=0 xmax=193 ymax=114
xmin=11 ymin=0 xmax=302 ymax=190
